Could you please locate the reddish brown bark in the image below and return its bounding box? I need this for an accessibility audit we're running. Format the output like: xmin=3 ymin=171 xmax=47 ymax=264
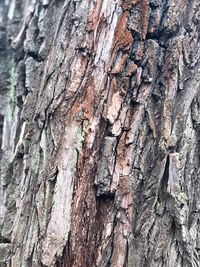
xmin=1 ymin=1 xmax=200 ymax=267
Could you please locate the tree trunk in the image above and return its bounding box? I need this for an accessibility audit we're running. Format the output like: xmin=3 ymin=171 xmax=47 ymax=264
xmin=1 ymin=0 xmax=200 ymax=266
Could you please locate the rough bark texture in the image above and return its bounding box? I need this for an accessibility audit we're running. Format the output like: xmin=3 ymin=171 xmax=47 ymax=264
xmin=1 ymin=0 xmax=200 ymax=266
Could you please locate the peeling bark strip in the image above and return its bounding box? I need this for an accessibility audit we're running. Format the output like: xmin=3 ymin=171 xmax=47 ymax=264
xmin=1 ymin=0 xmax=200 ymax=266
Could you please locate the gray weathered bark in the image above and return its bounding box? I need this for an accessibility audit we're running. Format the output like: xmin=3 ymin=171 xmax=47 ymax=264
xmin=1 ymin=0 xmax=200 ymax=266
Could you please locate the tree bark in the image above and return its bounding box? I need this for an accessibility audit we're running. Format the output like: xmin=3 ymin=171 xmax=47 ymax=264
xmin=1 ymin=0 xmax=200 ymax=266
